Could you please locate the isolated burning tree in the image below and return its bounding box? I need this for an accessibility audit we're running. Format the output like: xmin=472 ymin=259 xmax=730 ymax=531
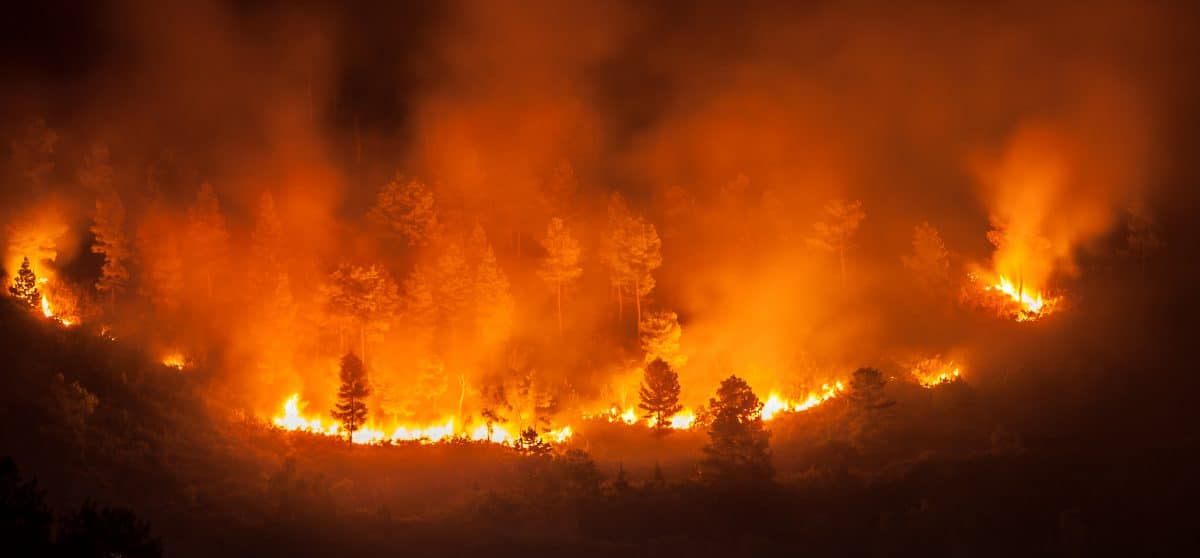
xmin=845 ymin=367 xmax=894 ymax=451
xmin=701 ymin=375 xmax=772 ymax=483
xmin=638 ymin=358 xmax=683 ymax=436
xmin=8 ymin=257 xmax=41 ymax=308
xmin=91 ymin=191 xmax=130 ymax=305
xmin=808 ymin=199 xmax=865 ymax=284
xmin=538 ymin=217 xmax=582 ymax=335
xmin=331 ymin=353 xmax=371 ymax=440
xmin=369 ymin=175 xmax=442 ymax=247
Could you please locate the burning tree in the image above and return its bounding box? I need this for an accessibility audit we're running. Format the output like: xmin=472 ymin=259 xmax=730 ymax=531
xmin=701 ymin=375 xmax=772 ymax=483
xmin=8 ymin=257 xmax=41 ymax=308
xmin=638 ymin=358 xmax=682 ymax=436
xmin=538 ymin=217 xmax=582 ymax=335
xmin=331 ymin=353 xmax=371 ymax=440
xmin=807 ymin=199 xmax=865 ymax=284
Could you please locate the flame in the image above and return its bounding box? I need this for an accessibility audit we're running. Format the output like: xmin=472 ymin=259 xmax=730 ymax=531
xmin=987 ymin=274 xmax=1054 ymax=317
xmin=911 ymin=358 xmax=961 ymax=387
xmin=270 ymin=394 xmax=566 ymax=446
xmin=761 ymin=382 xmax=845 ymax=420
xmin=40 ymin=295 xmax=52 ymax=318
xmin=161 ymin=352 xmax=186 ymax=370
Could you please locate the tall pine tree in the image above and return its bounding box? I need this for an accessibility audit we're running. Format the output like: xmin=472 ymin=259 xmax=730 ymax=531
xmin=638 ymin=358 xmax=683 ymax=436
xmin=331 ymin=353 xmax=371 ymax=441
xmin=538 ymin=217 xmax=582 ymax=335
xmin=700 ymin=375 xmax=773 ymax=484
xmin=8 ymin=257 xmax=41 ymax=308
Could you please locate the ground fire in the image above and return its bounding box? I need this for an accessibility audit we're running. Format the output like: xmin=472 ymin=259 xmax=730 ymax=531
xmin=0 ymin=1 xmax=1193 ymax=556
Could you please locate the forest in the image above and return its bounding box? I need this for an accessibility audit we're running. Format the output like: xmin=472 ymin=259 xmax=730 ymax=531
xmin=1 ymin=0 xmax=1198 ymax=556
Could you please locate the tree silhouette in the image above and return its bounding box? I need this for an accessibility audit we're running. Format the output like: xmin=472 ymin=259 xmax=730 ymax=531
xmin=0 ymin=457 xmax=53 ymax=556
xmin=472 ymin=227 xmax=514 ymax=349
xmin=8 ymin=257 xmax=41 ymax=308
xmin=513 ymin=427 xmax=553 ymax=457
xmin=91 ymin=191 xmax=130 ymax=307
xmin=369 ymin=175 xmax=442 ymax=247
xmin=902 ymin=221 xmax=950 ymax=287
xmin=808 ymin=199 xmax=865 ymax=284
xmin=331 ymin=353 xmax=371 ymax=440
xmin=186 ymin=183 xmax=230 ymax=300
xmin=638 ymin=358 xmax=683 ymax=436
xmin=845 ymin=367 xmax=895 ymax=451
xmin=701 ymin=375 xmax=773 ymax=483
xmin=538 ymin=217 xmax=582 ymax=335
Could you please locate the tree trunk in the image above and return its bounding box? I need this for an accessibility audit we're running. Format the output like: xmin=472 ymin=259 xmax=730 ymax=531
xmin=458 ymin=373 xmax=467 ymax=423
xmin=360 ymin=323 xmax=367 ymax=365
xmin=634 ymin=276 xmax=642 ymax=333
xmin=556 ymin=281 xmax=564 ymax=335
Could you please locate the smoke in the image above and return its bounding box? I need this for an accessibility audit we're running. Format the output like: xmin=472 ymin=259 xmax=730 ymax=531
xmin=0 ymin=0 xmax=1191 ymax=426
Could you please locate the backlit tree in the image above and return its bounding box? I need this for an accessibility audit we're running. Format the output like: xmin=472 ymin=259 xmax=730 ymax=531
xmin=845 ymin=367 xmax=895 ymax=451
xmin=601 ymin=193 xmax=662 ymax=329
xmin=701 ymin=375 xmax=773 ymax=483
xmin=8 ymin=257 xmax=41 ymax=308
xmin=808 ymin=199 xmax=865 ymax=284
xmin=331 ymin=353 xmax=371 ymax=441
xmin=186 ymin=183 xmax=230 ymax=300
xmin=91 ymin=192 xmax=130 ymax=306
xmin=902 ymin=221 xmax=950 ymax=286
xmin=538 ymin=217 xmax=582 ymax=335
xmin=639 ymin=310 xmax=685 ymax=369
xmin=638 ymin=358 xmax=682 ymax=436
xmin=369 ymin=175 xmax=442 ymax=247
xmin=324 ymin=263 xmax=399 ymax=364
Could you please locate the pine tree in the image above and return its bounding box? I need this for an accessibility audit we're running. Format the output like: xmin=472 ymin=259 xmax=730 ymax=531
xmin=513 ymin=427 xmax=553 ymax=457
xmin=902 ymin=221 xmax=950 ymax=285
xmin=601 ymin=193 xmax=662 ymax=329
xmin=845 ymin=367 xmax=894 ymax=451
xmin=638 ymin=358 xmax=683 ymax=436
xmin=808 ymin=199 xmax=865 ymax=284
xmin=639 ymin=310 xmax=685 ymax=368
xmin=250 ymin=192 xmax=285 ymax=281
xmin=331 ymin=353 xmax=371 ymax=440
xmin=91 ymin=192 xmax=130 ymax=306
xmin=538 ymin=217 xmax=583 ymax=335
xmin=369 ymin=175 xmax=442 ymax=247
xmin=8 ymin=257 xmax=41 ymax=308
xmin=474 ymin=238 xmax=514 ymax=349
xmin=324 ymin=263 xmax=399 ymax=364
xmin=186 ymin=183 xmax=230 ymax=300
xmin=700 ymin=375 xmax=773 ymax=483
xmin=401 ymin=263 xmax=438 ymax=346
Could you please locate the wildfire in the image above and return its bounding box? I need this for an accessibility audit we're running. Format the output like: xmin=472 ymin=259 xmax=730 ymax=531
xmin=761 ymin=382 xmax=845 ymax=420
xmin=161 ymin=352 xmax=187 ymax=370
xmin=271 ymin=393 xmax=569 ymax=446
xmin=986 ymin=274 xmax=1059 ymax=321
xmin=586 ymin=405 xmax=695 ymax=430
xmin=910 ymin=358 xmax=961 ymax=387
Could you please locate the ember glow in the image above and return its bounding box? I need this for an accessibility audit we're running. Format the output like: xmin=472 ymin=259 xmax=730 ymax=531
xmin=761 ymin=382 xmax=845 ymax=420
